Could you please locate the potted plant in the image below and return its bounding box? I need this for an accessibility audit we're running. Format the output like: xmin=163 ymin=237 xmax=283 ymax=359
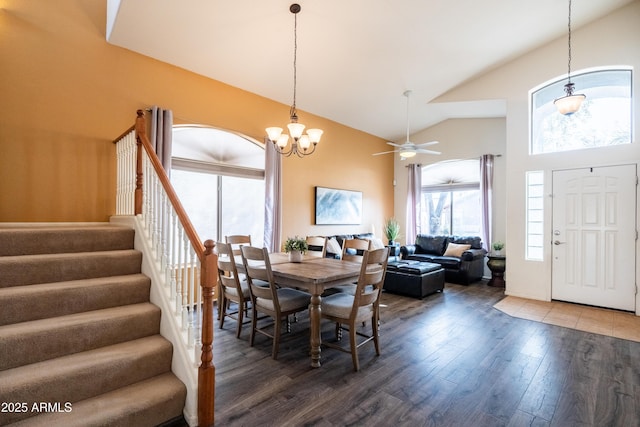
xmin=492 ymin=241 xmax=505 ymax=256
xmin=383 ymin=218 xmax=400 ymax=246
xmin=284 ymin=236 xmax=308 ymax=262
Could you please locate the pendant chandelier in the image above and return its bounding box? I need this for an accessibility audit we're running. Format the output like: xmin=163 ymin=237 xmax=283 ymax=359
xmin=554 ymin=0 xmax=586 ymax=115
xmin=265 ymin=3 xmax=323 ymax=158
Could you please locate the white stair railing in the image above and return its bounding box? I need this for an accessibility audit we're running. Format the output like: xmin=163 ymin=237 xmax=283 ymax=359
xmin=113 ymin=111 xmax=216 ymax=427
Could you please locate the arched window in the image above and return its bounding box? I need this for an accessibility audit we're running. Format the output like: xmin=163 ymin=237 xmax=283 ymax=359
xmin=169 ymin=126 xmax=265 ymax=246
xmin=530 ymin=67 xmax=632 ymax=154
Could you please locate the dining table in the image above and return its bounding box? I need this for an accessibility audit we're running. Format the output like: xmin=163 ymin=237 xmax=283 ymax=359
xmin=237 ymin=252 xmax=362 ymax=368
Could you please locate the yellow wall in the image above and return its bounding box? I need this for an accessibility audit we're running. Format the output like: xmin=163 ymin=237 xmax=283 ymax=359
xmin=0 ymin=1 xmax=393 ymax=240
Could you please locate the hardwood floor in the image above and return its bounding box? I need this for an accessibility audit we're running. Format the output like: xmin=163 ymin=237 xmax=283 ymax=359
xmin=213 ymin=282 xmax=640 ymax=426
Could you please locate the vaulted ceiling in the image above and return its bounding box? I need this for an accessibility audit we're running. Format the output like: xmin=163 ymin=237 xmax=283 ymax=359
xmin=106 ymin=0 xmax=633 ymax=141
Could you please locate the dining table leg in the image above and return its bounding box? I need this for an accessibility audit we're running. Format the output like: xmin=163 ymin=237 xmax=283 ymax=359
xmin=309 ymin=291 xmax=322 ymax=368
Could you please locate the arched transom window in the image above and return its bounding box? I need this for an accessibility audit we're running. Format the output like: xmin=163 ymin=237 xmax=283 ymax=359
xmin=530 ymin=67 xmax=632 ymax=155
xmin=170 ymin=125 xmax=265 ymax=246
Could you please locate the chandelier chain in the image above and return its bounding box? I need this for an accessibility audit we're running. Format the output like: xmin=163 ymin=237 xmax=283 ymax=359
xmin=290 ymin=10 xmax=298 ymax=119
xmin=554 ymin=0 xmax=585 ymax=114
xmin=265 ymin=3 xmax=322 ymax=157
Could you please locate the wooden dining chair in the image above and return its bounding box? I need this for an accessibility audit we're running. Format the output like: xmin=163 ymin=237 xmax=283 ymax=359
xmin=341 ymin=238 xmax=371 ymax=262
xmin=225 ymin=235 xmax=252 ymax=256
xmin=240 ymin=245 xmax=310 ymax=359
xmin=320 ymin=247 xmax=389 ymax=371
xmin=333 ymin=238 xmax=373 ymax=294
xmin=306 ymin=236 xmax=327 ymax=258
xmin=216 ymin=242 xmax=252 ymax=338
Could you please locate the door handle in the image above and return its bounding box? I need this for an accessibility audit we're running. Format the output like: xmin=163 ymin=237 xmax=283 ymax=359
xmin=553 ymin=240 xmax=565 ymax=245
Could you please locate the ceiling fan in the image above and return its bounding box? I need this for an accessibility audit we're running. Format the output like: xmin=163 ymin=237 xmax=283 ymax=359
xmin=372 ymin=90 xmax=441 ymax=159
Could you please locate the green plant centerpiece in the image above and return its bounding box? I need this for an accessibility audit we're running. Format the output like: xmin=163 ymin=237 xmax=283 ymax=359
xmin=383 ymin=218 xmax=400 ymax=246
xmin=492 ymin=241 xmax=505 ymax=255
xmin=284 ymin=236 xmax=308 ymax=262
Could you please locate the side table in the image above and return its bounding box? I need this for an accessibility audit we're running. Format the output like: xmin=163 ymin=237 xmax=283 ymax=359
xmin=386 ymin=244 xmax=400 ymax=262
xmin=487 ymin=255 xmax=506 ymax=288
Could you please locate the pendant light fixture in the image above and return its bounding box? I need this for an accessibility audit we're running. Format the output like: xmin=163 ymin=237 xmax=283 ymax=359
xmin=265 ymin=3 xmax=323 ymax=158
xmin=554 ymin=0 xmax=586 ymax=115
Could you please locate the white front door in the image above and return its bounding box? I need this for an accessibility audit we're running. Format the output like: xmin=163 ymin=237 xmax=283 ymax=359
xmin=551 ymin=165 xmax=637 ymax=311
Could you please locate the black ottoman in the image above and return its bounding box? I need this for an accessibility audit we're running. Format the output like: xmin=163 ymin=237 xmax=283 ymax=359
xmin=384 ymin=261 xmax=445 ymax=299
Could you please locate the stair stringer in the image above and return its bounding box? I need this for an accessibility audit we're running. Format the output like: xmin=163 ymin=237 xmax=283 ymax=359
xmin=111 ymin=215 xmax=199 ymax=427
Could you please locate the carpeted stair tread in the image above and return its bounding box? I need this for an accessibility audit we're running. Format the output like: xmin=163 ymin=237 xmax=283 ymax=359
xmin=0 ymin=250 xmax=143 ymax=288
xmin=0 ymin=335 xmax=174 ymax=425
xmin=6 ymin=372 xmax=187 ymax=427
xmin=0 ymin=303 xmax=161 ymax=370
xmin=0 ymin=225 xmax=134 ymax=256
xmin=0 ymin=224 xmax=187 ymax=426
xmin=0 ymin=274 xmax=151 ymax=326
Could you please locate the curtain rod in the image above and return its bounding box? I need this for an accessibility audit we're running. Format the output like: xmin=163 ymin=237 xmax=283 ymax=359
xmin=143 ymin=107 xmax=219 ymax=129
xmin=405 ymin=154 xmax=502 ymax=167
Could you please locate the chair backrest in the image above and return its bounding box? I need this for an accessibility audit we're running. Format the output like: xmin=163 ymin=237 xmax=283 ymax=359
xmin=352 ymin=247 xmax=390 ymax=314
xmin=226 ymin=235 xmax=252 ymax=256
xmin=306 ymin=236 xmax=327 ymax=258
xmin=341 ymin=238 xmax=372 ymax=262
xmin=239 ymin=245 xmax=279 ymax=309
xmin=215 ymin=241 xmax=243 ymax=298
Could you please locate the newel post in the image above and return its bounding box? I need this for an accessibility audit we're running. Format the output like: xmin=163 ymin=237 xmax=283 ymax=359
xmin=134 ymin=110 xmax=145 ymax=215
xmin=198 ymin=239 xmax=217 ymax=426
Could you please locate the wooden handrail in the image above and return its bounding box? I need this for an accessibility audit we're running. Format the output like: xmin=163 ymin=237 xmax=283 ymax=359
xmin=133 ymin=110 xmax=216 ymax=426
xmin=113 ymin=123 xmax=136 ymax=145
xmin=134 ymin=110 xmax=204 ymax=253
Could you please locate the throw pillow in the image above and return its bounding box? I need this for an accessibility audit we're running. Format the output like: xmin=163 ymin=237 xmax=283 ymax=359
xmin=370 ymin=237 xmax=385 ymax=250
xmin=443 ymin=242 xmax=471 ymax=257
xmin=326 ymin=237 xmax=342 ymax=258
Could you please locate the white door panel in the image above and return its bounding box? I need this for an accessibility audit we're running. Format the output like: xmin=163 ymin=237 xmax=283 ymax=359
xmin=552 ymin=165 xmax=636 ymax=311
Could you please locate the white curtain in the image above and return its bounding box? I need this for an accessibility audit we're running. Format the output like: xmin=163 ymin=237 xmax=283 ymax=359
xmin=480 ymin=154 xmax=494 ymax=251
xmin=150 ymin=106 xmax=173 ymax=175
xmin=405 ymin=163 xmax=422 ymax=245
xmin=263 ymin=140 xmax=282 ymax=253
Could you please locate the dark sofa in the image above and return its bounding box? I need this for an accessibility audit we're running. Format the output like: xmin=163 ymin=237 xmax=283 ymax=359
xmin=400 ymin=234 xmax=487 ymax=285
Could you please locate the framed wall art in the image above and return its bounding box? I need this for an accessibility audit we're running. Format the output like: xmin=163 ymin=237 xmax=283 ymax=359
xmin=315 ymin=186 xmax=362 ymax=225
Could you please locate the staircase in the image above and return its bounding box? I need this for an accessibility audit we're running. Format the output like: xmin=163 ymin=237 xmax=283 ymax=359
xmin=0 ymin=225 xmax=187 ymax=426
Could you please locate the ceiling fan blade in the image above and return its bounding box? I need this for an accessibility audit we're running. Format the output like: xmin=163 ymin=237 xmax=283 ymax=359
xmin=415 ymin=140 xmax=439 ymax=147
xmin=386 ymin=142 xmax=403 ymax=147
xmin=415 ymin=149 xmax=441 ymax=155
xmin=372 ymin=150 xmax=400 ymax=156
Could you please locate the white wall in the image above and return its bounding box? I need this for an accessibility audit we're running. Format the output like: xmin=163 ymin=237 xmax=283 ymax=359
xmin=393 ymin=117 xmax=507 ymax=249
xmin=411 ymin=1 xmax=640 ymax=310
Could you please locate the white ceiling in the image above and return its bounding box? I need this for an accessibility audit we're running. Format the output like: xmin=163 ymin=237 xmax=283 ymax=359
xmin=106 ymin=0 xmax=633 ymax=142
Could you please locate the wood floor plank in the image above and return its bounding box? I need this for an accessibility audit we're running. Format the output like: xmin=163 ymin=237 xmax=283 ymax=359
xmin=212 ymin=282 xmax=640 ymax=426
xmin=551 ymin=379 xmax=597 ymax=426
xmin=593 ymin=379 xmax=636 ymax=427
xmin=507 ymin=410 xmax=551 ymax=427
xmin=517 ymin=346 xmax=572 ymax=421
xmin=481 ymin=353 xmax=543 ymax=422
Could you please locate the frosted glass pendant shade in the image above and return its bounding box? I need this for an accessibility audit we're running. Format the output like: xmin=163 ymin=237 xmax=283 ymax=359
xmin=266 ymin=127 xmax=283 ymax=141
xmin=306 ymin=128 xmax=323 ymax=143
xmin=554 ymin=93 xmax=586 ymax=115
xmin=287 ymin=122 xmax=305 ymax=139
xmin=276 ymin=134 xmax=289 ymax=148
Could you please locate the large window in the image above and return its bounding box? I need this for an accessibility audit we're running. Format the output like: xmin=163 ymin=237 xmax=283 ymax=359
xmin=530 ymin=67 xmax=632 ymax=154
xmin=420 ymin=159 xmax=481 ymax=236
xmin=171 ymin=170 xmax=265 ymax=245
xmin=169 ymin=126 xmax=265 ymax=246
